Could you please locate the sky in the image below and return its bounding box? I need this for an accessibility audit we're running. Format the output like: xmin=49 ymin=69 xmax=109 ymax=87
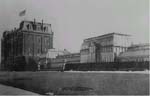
xmin=0 ymin=0 xmax=149 ymax=53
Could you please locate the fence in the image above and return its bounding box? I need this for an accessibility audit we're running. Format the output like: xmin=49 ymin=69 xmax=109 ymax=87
xmin=64 ymin=61 xmax=149 ymax=71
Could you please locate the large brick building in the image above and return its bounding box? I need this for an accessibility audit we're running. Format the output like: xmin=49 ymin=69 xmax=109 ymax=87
xmin=80 ymin=33 xmax=132 ymax=63
xmin=1 ymin=20 xmax=53 ymax=71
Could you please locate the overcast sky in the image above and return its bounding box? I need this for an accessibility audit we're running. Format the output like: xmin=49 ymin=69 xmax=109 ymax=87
xmin=0 ymin=0 xmax=149 ymax=52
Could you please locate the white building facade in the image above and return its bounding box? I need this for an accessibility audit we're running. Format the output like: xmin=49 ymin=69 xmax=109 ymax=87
xmin=80 ymin=33 xmax=132 ymax=63
xmin=118 ymin=43 xmax=150 ymax=62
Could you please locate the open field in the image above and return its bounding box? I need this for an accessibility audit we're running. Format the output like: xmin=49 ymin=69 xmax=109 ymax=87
xmin=0 ymin=71 xmax=149 ymax=95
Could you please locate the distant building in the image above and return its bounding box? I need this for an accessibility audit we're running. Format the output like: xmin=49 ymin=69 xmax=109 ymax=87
xmin=46 ymin=49 xmax=70 ymax=59
xmin=80 ymin=32 xmax=132 ymax=63
xmin=118 ymin=43 xmax=150 ymax=62
xmin=56 ymin=53 xmax=80 ymax=63
xmin=50 ymin=53 xmax=80 ymax=69
xmin=37 ymin=49 xmax=71 ymax=69
xmin=1 ymin=20 xmax=53 ymax=71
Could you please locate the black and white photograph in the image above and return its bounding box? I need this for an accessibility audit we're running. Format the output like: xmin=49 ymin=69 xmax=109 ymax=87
xmin=0 ymin=0 xmax=149 ymax=95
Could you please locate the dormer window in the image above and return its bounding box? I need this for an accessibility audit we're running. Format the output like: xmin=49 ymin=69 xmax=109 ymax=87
xmin=26 ymin=24 xmax=29 ymax=30
xmin=29 ymin=25 xmax=32 ymax=30
xmin=43 ymin=26 xmax=48 ymax=32
xmin=43 ymin=27 xmax=46 ymax=32
xmin=37 ymin=26 xmax=41 ymax=31
xmin=33 ymin=24 xmax=36 ymax=30
xmin=26 ymin=24 xmax=32 ymax=30
xmin=46 ymin=27 xmax=48 ymax=31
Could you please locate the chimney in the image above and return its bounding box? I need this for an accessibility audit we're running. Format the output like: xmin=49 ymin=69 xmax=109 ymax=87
xmin=42 ymin=19 xmax=44 ymax=31
xmin=42 ymin=19 xmax=43 ymax=24
xmin=34 ymin=18 xmax=36 ymax=24
xmin=33 ymin=18 xmax=36 ymax=30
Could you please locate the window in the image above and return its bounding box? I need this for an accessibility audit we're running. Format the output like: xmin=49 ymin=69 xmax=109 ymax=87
xmin=38 ymin=49 xmax=40 ymax=54
xmin=43 ymin=27 xmax=46 ymax=32
xmin=28 ymin=48 xmax=31 ymax=55
xmin=46 ymin=27 xmax=48 ymax=31
xmin=37 ymin=26 xmax=41 ymax=31
xmin=110 ymin=48 xmax=112 ymax=52
xmin=29 ymin=25 xmax=32 ymax=30
xmin=38 ymin=38 xmax=41 ymax=43
xmin=106 ymin=58 xmax=107 ymax=62
xmin=33 ymin=25 xmax=37 ymax=30
xmin=26 ymin=24 xmax=29 ymax=30
xmin=45 ymin=39 xmax=47 ymax=45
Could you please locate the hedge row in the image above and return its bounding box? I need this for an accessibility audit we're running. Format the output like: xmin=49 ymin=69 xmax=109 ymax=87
xmin=65 ymin=61 xmax=149 ymax=71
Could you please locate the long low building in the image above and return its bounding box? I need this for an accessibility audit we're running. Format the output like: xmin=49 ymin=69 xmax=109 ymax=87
xmin=118 ymin=43 xmax=150 ymax=62
xmin=50 ymin=53 xmax=80 ymax=68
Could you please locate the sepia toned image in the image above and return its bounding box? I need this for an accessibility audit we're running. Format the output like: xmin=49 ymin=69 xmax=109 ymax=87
xmin=0 ymin=0 xmax=149 ymax=95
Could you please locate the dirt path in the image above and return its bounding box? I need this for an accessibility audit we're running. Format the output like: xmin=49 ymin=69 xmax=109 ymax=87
xmin=0 ymin=84 xmax=39 ymax=95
